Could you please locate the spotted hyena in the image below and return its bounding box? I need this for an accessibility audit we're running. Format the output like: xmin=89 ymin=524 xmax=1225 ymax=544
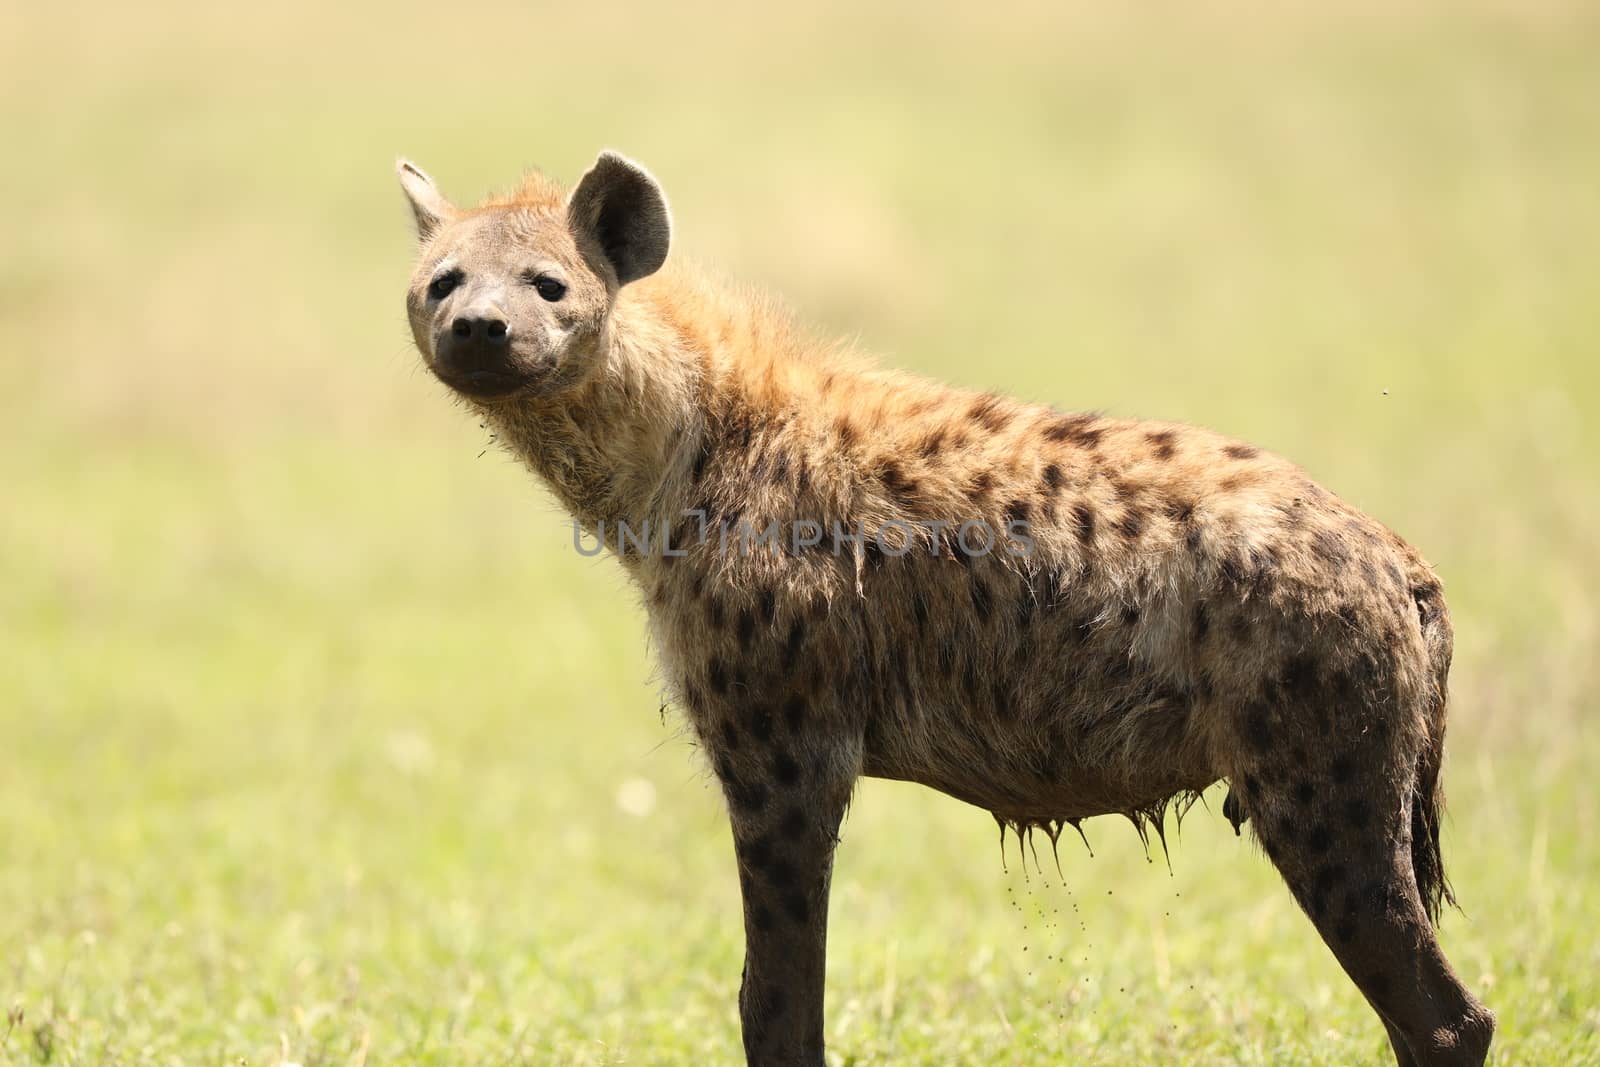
xmin=395 ymin=151 xmax=1493 ymax=1066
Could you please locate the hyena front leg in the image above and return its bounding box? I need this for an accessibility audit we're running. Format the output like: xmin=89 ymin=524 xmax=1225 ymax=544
xmin=704 ymin=695 xmax=861 ymax=1067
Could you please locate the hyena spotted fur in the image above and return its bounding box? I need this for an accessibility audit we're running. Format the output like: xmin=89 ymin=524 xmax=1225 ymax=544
xmin=397 ymin=151 xmax=1494 ymax=1067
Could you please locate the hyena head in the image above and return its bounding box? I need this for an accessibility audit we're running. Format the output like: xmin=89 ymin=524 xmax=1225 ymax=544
xmin=396 ymin=151 xmax=671 ymax=400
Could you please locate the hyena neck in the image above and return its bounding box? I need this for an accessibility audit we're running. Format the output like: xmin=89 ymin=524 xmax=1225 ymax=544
xmin=482 ymin=272 xmax=789 ymax=557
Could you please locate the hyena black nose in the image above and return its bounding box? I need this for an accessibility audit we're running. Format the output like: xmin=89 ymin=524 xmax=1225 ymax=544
xmin=450 ymin=313 xmax=510 ymax=344
xmin=434 ymin=307 xmax=522 ymax=396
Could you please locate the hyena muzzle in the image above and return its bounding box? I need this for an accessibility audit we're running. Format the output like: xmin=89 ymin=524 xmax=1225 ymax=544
xmin=395 ymin=150 xmax=1494 ymax=1067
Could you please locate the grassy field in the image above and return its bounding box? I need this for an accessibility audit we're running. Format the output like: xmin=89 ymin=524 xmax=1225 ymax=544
xmin=3 ymin=2 xmax=1598 ymax=1063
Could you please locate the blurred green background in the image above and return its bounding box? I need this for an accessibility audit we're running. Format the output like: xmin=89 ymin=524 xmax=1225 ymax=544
xmin=2 ymin=2 xmax=1597 ymax=1064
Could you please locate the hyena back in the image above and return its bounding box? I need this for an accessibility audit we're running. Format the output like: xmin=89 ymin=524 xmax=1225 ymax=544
xmin=396 ymin=151 xmax=1493 ymax=1066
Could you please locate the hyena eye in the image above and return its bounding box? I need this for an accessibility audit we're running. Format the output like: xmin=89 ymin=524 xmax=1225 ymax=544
xmin=530 ymin=274 xmax=567 ymax=302
xmin=427 ymin=271 xmax=460 ymax=300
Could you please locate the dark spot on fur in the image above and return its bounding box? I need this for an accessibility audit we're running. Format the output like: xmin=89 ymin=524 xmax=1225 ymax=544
xmin=1305 ymin=863 xmax=1344 ymax=915
xmin=1073 ymin=502 xmax=1096 ymax=546
xmin=782 ymin=891 xmax=810 ymax=924
xmin=1145 ymin=430 xmax=1178 ymax=460
xmin=783 ymin=619 xmax=805 ymax=661
xmin=1219 ymin=473 xmax=1255 ymax=493
xmin=1344 ymin=797 xmax=1372 ymax=830
xmin=743 ymin=834 xmax=772 ymax=870
xmin=720 ymin=721 xmax=742 ymax=751
xmin=1105 ymin=477 xmax=1136 ymax=504
xmin=1294 ymin=779 xmax=1315 ymax=805
xmin=751 ymin=704 xmax=774 ymax=743
xmin=969 ymin=393 xmax=1012 ymax=433
xmin=1192 ymin=602 xmax=1210 ymax=643
xmin=1224 ymin=443 xmax=1259 ymax=460
xmin=752 ymin=904 xmax=774 ymax=931
xmin=1042 ymin=463 xmax=1064 ymax=490
xmin=759 ymin=587 xmax=777 ymax=626
xmin=1007 ymin=498 xmax=1031 ymax=524
xmin=1165 ymin=498 xmax=1195 ymax=525
xmin=1116 ymin=506 xmax=1145 ymax=541
xmin=1332 ymin=666 xmax=1364 ymax=704
xmin=708 ymin=657 xmax=729 ymax=694
xmin=773 ymin=752 xmax=801 ymax=786
xmin=736 ymin=609 xmax=756 ymax=649
xmin=1308 ymin=824 xmax=1335 ymax=853
xmin=1043 ymin=413 xmax=1103 ymax=449
xmin=730 ymin=778 xmax=768 ymax=814
xmin=919 ymin=429 xmax=945 ymax=458
xmin=1245 ymin=704 xmax=1273 ymax=751
xmin=880 ymin=461 xmax=921 ymax=506
xmin=767 ymin=859 xmax=798 ymax=888
xmin=780 ymin=807 xmax=806 ymax=840
xmin=1281 ymin=654 xmax=1317 ymax=699
xmin=1330 ymin=754 xmax=1357 ymax=784
xmin=1121 ymin=605 xmax=1140 ymax=626
xmin=1313 ymin=861 xmax=1346 ymax=895
xmin=1360 ymin=880 xmax=1396 ymax=919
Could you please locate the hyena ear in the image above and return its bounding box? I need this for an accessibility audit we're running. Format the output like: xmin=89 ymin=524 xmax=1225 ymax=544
xmin=396 ymin=159 xmax=456 ymax=242
xmin=567 ymin=150 xmax=671 ymax=286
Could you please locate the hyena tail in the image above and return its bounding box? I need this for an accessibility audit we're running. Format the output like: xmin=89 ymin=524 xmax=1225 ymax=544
xmin=1411 ymin=575 xmax=1457 ymax=926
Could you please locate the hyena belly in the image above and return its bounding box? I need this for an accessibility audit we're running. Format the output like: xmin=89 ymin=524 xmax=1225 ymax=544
xmin=845 ymin=546 xmax=1222 ymax=826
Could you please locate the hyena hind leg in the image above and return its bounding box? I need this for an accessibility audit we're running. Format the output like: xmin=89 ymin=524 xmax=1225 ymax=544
xmin=1236 ymin=740 xmax=1493 ymax=1067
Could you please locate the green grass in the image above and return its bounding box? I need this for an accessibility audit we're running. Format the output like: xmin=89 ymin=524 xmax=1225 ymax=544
xmin=2 ymin=2 xmax=1599 ymax=1063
